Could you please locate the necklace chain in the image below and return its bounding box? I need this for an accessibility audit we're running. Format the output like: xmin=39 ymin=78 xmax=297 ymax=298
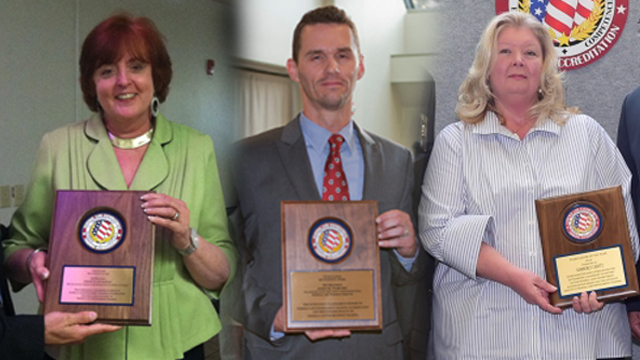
xmin=508 ymin=122 xmax=531 ymax=136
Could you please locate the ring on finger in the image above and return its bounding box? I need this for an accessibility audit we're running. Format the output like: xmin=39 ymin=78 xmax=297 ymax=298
xmin=173 ymin=211 xmax=180 ymax=221
xmin=402 ymin=226 xmax=409 ymax=237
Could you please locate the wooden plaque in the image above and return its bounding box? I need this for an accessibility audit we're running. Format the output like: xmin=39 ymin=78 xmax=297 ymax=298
xmin=535 ymin=186 xmax=638 ymax=307
xmin=281 ymin=201 xmax=382 ymax=332
xmin=42 ymin=190 xmax=155 ymax=326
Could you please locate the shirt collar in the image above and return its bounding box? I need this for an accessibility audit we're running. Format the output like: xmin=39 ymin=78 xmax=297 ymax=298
xmin=299 ymin=112 xmax=356 ymax=154
xmin=473 ymin=111 xmax=561 ymax=137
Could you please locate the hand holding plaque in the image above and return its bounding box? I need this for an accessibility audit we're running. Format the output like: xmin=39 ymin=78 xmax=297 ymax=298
xmin=535 ymin=186 xmax=639 ymax=307
xmin=281 ymin=201 xmax=382 ymax=332
xmin=43 ymin=190 xmax=154 ymax=326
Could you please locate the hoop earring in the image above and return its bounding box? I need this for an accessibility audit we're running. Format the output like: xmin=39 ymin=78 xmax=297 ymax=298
xmin=150 ymin=96 xmax=160 ymax=118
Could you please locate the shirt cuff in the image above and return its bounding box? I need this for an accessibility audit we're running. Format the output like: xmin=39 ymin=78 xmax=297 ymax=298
xmin=627 ymin=296 xmax=640 ymax=312
xmin=270 ymin=324 xmax=285 ymax=342
xmin=442 ymin=215 xmax=494 ymax=279
xmin=393 ymin=242 xmax=419 ymax=272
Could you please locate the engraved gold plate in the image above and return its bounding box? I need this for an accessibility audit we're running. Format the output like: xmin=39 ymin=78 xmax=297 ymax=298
xmin=290 ymin=270 xmax=375 ymax=322
xmin=60 ymin=266 xmax=135 ymax=305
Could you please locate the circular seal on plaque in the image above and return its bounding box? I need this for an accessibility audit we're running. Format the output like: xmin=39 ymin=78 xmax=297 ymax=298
xmin=563 ymin=204 xmax=602 ymax=242
xmin=79 ymin=211 xmax=125 ymax=253
xmin=308 ymin=218 xmax=352 ymax=263
xmin=496 ymin=0 xmax=628 ymax=70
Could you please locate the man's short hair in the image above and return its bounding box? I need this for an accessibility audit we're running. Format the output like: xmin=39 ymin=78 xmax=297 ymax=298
xmin=292 ymin=5 xmax=360 ymax=63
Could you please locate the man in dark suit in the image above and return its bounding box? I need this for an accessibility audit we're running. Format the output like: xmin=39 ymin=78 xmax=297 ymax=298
xmin=0 ymin=225 xmax=120 ymax=359
xmin=617 ymin=86 xmax=640 ymax=339
xmin=233 ymin=6 xmax=427 ymax=359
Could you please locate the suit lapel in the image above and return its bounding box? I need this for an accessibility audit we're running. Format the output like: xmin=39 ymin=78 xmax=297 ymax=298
xmin=128 ymin=114 xmax=170 ymax=191
xmin=86 ymin=115 xmax=128 ymax=190
xmin=355 ymin=122 xmax=379 ymax=201
xmin=0 ymin=239 xmax=15 ymax=315
xmin=277 ymin=116 xmax=321 ymax=200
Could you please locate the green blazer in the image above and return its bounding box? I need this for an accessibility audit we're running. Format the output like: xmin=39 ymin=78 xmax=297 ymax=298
xmin=4 ymin=114 xmax=237 ymax=360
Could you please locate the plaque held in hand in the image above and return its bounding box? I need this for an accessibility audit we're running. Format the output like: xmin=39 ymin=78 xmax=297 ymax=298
xmin=42 ymin=190 xmax=154 ymax=326
xmin=535 ymin=186 xmax=639 ymax=307
xmin=281 ymin=201 xmax=382 ymax=332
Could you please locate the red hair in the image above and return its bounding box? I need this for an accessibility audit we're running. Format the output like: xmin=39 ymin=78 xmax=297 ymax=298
xmin=79 ymin=13 xmax=172 ymax=112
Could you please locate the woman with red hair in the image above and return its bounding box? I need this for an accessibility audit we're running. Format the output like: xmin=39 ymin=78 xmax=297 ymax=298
xmin=3 ymin=13 xmax=236 ymax=360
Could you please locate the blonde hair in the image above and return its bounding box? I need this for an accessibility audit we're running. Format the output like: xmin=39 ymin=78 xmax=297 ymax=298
xmin=455 ymin=12 xmax=577 ymax=125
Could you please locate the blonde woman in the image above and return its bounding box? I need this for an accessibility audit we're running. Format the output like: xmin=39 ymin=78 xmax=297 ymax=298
xmin=420 ymin=12 xmax=637 ymax=360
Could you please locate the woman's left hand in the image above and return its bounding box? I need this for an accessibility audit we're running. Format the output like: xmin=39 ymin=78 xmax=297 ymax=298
xmin=140 ymin=192 xmax=229 ymax=289
xmin=141 ymin=193 xmax=191 ymax=251
xmin=572 ymin=291 xmax=603 ymax=314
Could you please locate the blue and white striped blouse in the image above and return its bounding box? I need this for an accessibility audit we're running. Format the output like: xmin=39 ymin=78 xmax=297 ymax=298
xmin=419 ymin=112 xmax=639 ymax=360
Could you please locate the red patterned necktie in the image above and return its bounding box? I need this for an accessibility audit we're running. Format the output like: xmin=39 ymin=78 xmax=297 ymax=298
xmin=322 ymin=134 xmax=350 ymax=201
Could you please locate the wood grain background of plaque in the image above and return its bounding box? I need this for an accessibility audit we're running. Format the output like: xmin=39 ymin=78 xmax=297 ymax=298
xmin=43 ymin=190 xmax=154 ymax=326
xmin=281 ymin=201 xmax=382 ymax=332
xmin=536 ymin=186 xmax=639 ymax=307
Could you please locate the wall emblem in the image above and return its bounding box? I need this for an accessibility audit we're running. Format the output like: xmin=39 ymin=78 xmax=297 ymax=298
xmin=496 ymin=0 xmax=628 ymax=70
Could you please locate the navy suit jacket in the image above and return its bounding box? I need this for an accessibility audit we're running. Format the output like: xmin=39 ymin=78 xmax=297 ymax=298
xmin=0 ymin=225 xmax=44 ymax=359
xmin=233 ymin=117 xmax=425 ymax=360
xmin=617 ymin=86 xmax=640 ymax=311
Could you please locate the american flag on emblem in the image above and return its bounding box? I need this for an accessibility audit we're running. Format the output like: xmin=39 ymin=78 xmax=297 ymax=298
xmin=544 ymin=0 xmax=594 ymax=38
xmin=92 ymin=220 xmax=113 ymax=241
xmin=572 ymin=213 xmax=592 ymax=232
xmin=322 ymin=230 xmax=341 ymax=252
xmin=574 ymin=0 xmax=595 ymax=25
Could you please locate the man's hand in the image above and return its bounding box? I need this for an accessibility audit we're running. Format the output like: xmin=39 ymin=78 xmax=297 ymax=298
xmin=572 ymin=291 xmax=603 ymax=314
xmin=273 ymin=307 xmax=286 ymax=334
xmin=304 ymin=329 xmax=351 ymax=341
xmin=629 ymin=311 xmax=640 ymax=339
xmin=376 ymin=210 xmax=417 ymax=258
xmin=44 ymin=311 xmax=122 ymax=345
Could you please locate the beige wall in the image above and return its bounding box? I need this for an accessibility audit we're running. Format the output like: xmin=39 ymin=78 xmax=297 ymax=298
xmin=235 ymin=0 xmax=439 ymax=150
xmin=430 ymin=0 xmax=640 ymax=138
xmin=235 ymin=0 xmax=322 ymax=66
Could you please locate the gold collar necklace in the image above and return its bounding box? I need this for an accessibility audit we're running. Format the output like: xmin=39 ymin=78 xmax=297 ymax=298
xmin=108 ymin=127 xmax=154 ymax=149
